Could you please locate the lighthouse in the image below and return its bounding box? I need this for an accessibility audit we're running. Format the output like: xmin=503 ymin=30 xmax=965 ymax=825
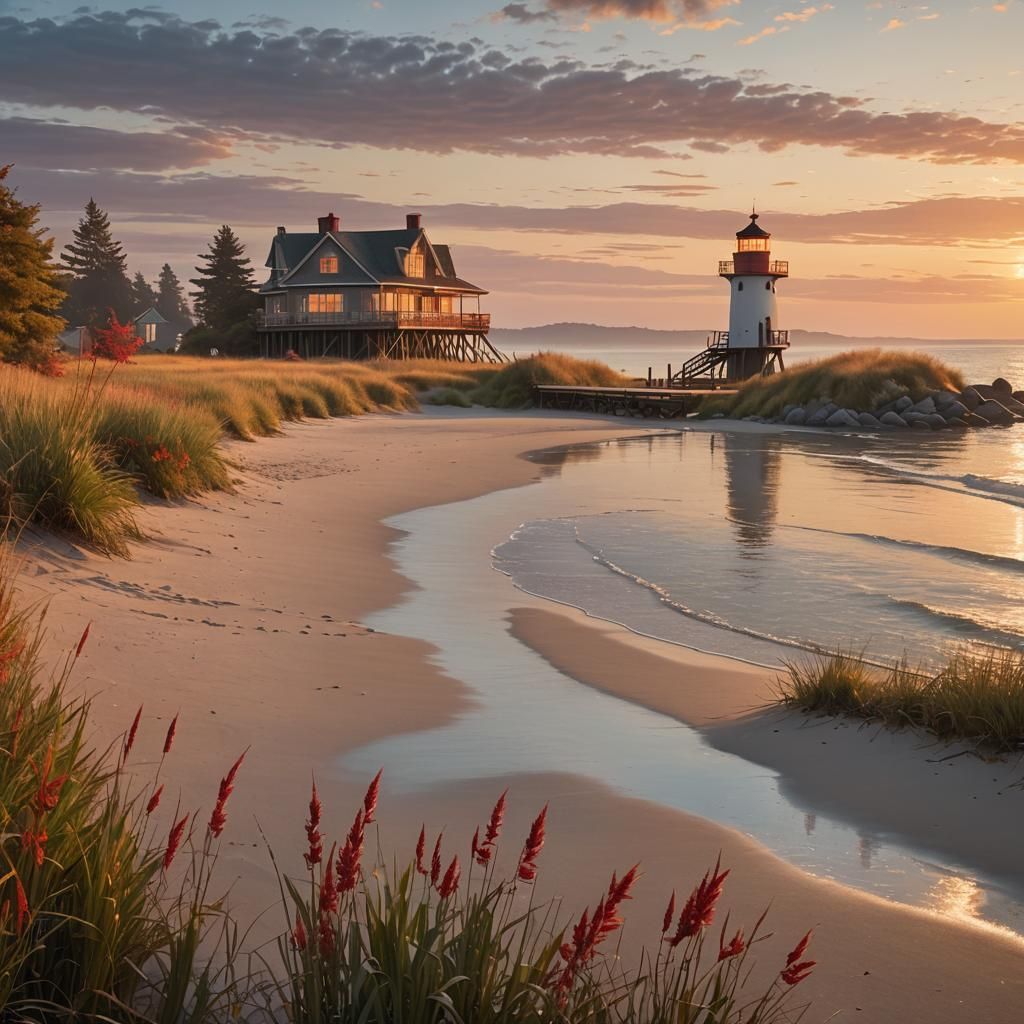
xmin=716 ymin=211 xmax=790 ymax=381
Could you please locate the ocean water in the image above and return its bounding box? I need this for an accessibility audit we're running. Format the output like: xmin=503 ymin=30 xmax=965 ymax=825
xmin=495 ymin=426 xmax=1024 ymax=668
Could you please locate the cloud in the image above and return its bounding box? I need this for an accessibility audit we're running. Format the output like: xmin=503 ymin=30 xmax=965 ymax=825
xmin=493 ymin=4 xmax=557 ymax=23
xmin=2 ymin=11 xmax=1024 ymax=165
xmin=882 ymin=18 xmax=906 ymax=31
xmin=11 ymin=164 xmax=1024 ymax=251
xmin=543 ymin=0 xmax=738 ymax=24
xmin=1 ymin=116 xmax=234 ymax=171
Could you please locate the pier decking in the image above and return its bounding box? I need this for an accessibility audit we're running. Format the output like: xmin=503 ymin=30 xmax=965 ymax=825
xmin=535 ymin=384 xmax=735 ymax=419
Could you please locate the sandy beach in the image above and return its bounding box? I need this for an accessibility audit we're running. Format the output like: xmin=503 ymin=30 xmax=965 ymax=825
xmin=18 ymin=407 xmax=1024 ymax=1023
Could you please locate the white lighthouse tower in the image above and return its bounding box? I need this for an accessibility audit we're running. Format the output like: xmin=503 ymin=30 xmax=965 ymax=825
xmin=717 ymin=211 xmax=790 ymax=380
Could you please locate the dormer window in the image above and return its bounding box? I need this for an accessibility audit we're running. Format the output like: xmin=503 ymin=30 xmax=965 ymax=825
xmin=320 ymin=256 xmax=338 ymax=274
xmin=404 ymin=248 xmax=424 ymax=278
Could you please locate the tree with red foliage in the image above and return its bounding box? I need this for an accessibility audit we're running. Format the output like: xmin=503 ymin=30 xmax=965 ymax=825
xmin=90 ymin=311 xmax=143 ymax=364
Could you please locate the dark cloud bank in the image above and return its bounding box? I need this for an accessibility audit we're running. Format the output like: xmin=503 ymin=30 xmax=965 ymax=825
xmin=2 ymin=9 xmax=1024 ymax=164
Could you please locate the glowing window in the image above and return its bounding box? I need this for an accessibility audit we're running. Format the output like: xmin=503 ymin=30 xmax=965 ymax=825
xmin=144 ymin=323 xmax=157 ymax=343
xmin=404 ymin=249 xmax=424 ymax=278
xmin=737 ymin=238 xmax=769 ymax=252
xmin=320 ymin=256 xmax=338 ymax=274
xmin=307 ymin=293 xmax=343 ymax=314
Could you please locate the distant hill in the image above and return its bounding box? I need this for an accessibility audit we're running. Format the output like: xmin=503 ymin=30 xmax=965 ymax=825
xmin=489 ymin=322 xmax=1022 ymax=351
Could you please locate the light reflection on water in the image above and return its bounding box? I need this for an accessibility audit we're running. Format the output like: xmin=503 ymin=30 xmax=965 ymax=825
xmin=345 ymin=426 xmax=1024 ymax=938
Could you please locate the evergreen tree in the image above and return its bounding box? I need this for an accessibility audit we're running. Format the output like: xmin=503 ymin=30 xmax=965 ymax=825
xmin=189 ymin=225 xmax=258 ymax=333
xmin=130 ymin=271 xmax=157 ymax=312
xmin=61 ymin=198 xmax=133 ymax=325
xmin=0 ymin=164 xmax=67 ymax=368
xmin=156 ymin=263 xmax=193 ymax=325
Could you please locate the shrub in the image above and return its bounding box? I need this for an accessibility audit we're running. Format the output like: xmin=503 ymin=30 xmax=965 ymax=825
xmin=701 ymin=349 xmax=965 ymax=420
xmin=469 ymin=353 xmax=631 ymax=409
xmin=777 ymin=647 xmax=1024 ymax=752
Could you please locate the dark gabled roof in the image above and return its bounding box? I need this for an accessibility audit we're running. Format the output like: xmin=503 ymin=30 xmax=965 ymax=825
xmin=134 ymin=306 xmax=168 ymax=325
xmin=264 ymin=228 xmax=486 ymax=293
xmin=736 ymin=212 xmax=770 ymax=240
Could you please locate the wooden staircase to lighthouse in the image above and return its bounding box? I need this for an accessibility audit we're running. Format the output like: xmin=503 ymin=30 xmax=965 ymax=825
xmin=672 ymin=334 xmax=731 ymax=386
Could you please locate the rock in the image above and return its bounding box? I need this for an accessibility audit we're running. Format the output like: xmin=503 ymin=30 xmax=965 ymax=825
xmin=992 ymin=377 xmax=1014 ymax=395
xmin=826 ymin=409 xmax=859 ymax=428
xmin=939 ymin=399 xmax=969 ymax=419
xmin=967 ymin=412 xmax=990 ymax=427
xmin=784 ymin=407 xmax=807 ymax=425
xmin=710 ymin=413 xmax=726 ymax=419
xmin=910 ymin=419 xmax=932 ymax=430
xmin=1014 ymin=391 xmax=1024 ymax=404
xmin=912 ymin=396 xmax=937 ymax=415
xmin=894 ymin=395 xmax=914 ymax=413
xmin=903 ymin=411 xmax=927 ymax=425
xmin=975 ymin=399 xmax=1016 ymax=426
xmin=874 ymin=399 xmax=897 ymax=417
xmin=947 ymin=417 xmax=969 ymax=429
xmin=782 ymin=404 xmax=797 ymax=418
xmin=804 ymin=398 xmax=825 ymax=418
xmin=857 ymin=412 xmax=882 ymax=428
xmin=924 ymin=413 xmax=948 ymax=430
xmin=960 ymin=387 xmax=982 ymax=410
xmin=806 ymin=408 xmax=830 ymax=426
xmin=933 ymin=390 xmax=961 ymax=409
xmin=879 ymin=411 xmax=908 ymax=428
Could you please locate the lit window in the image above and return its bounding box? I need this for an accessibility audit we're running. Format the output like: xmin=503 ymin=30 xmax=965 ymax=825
xmin=404 ymin=249 xmax=424 ymax=278
xmin=737 ymin=238 xmax=769 ymax=253
xmin=320 ymin=256 xmax=338 ymax=274
xmin=307 ymin=293 xmax=343 ymax=314
xmin=144 ymin=323 xmax=157 ymax=343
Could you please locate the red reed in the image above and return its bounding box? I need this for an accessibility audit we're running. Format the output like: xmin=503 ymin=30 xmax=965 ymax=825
xmin=669 ymin=861 xmax=730 ymax=947
xmin=208 ymin=751 xmax=245 ymax=838
xmin=163 ymin=814 xmax=189 ymax=871
xmin=517 ymin=805 xmax=547 ymax=882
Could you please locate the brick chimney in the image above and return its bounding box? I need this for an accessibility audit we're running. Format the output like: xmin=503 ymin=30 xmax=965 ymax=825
xmin=406 ymin=213 xmax=422 ymax=231
xmin=318 ymin=212 xmax=340 ymax=234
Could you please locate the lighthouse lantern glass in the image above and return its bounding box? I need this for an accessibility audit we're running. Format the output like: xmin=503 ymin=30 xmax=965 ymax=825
xmin=737 ymin=238 xmax=769 ymax=252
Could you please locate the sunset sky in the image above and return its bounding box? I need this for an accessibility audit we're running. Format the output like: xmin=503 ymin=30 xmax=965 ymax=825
xmin=3 ymin=0 xmax=1023 ymax=336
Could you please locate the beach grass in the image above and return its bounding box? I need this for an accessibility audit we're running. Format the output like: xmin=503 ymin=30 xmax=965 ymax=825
xmin=777 ymin=647 xmax=1024 ymax=753
xmin=701 ymin=349 xmax=965 ymax=419
xmin=466 ymin=352 xmax=631 ymax=408
xmin=0 ymin=557 xmax=815 ymax=1020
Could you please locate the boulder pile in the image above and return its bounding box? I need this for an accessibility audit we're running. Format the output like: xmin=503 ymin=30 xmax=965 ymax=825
xmin=734 ymin=378 xmax=1024 ymax=431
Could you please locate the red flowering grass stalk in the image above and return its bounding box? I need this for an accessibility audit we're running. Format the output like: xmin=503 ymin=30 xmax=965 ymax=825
xmin=473 ymin=789 xmax=507 ymax=867
xmin=146 ymin=785 xmax=164 ymax=815
xmin=780 ymin=930 xmax=816 ymax=986
xmin=74 ymin=618 xmax=90 ymax=659
xmin=661 ymin=890 xmax=676 ymax=935
xmin=14 ymin=875 xmax=28 ymax=935
xmin=20 ymin=826 xmax=48 ymax=867
xmin=291 ymin=912 xmax=307 ymax=952
xmin=719 ymin=928 xmax=746 ymax=962
xmin=207 ymin=751 xmax=245 ymax=838
xmin=32 ymin=747 xmax=68 ymax=816
xmin=304 ymin=778 xmax=323 ymax=869
xmin=74 ymin=622 xmax=90 ymax=659
xmin=319 ymin=845 xmax=339 ymax=916
xmin=516 ymin=805 xmax=547 ymax=882
xmin=668 ymin=859 xmax=730 ymax=947
xmin=362 ymin=769 xmax=382 ymax=826
xmin=123 ymin=705 xmax=143 ymax=761
xmin=335 ymin=810 xmax=365 ymax=893
xmin=163 ymin=714 xmax=178 ymax=755
xmin=438 ymin=856 xmax=461 ymax=899
xmin=163 ymin=814 xmax=189 ymax=871
xmin=415 ymin=826 xmax=428 ymax=876
xmin=551 ymin=866 xmax=639 ymax=997
xmin=430 ymin=834 xmax=443 ymax=888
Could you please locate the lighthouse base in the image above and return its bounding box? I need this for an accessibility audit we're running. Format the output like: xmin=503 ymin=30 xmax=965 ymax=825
xmin=726 ymin=346 xmax=786 ymax=382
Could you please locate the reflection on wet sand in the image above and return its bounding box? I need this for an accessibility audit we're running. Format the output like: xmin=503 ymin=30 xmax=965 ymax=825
xmin=720 ymin=434 xmax=783 ymax=550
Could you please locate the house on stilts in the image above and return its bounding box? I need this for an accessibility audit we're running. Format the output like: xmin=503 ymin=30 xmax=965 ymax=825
xmin=257 ymin=212 xmax=505 ymax=362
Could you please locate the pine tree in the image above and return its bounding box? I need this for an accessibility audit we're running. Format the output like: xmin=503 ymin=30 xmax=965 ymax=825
xmin=61 ymin=198 xmax=133 ymax=325
xmin=156 ymin=263 xmax=193 ymax=325
xmin=131 ymin=271 xmax=157 ymax=312
xmin=189 ymin=225 xmax=258 ymax=333
xmin=0 ymin=164 xmax=67 ymax=368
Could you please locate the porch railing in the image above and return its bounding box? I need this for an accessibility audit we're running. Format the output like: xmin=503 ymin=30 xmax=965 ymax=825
xmin=259 ymin=311 xmax=490 ymax=330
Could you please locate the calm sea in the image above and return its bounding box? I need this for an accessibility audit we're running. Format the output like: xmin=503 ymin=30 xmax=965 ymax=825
xmin=493 ymin=342 xmax=1024 ymax=668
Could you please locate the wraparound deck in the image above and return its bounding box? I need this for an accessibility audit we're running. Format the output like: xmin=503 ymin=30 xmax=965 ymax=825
xmin=258 ymin=311 xmax=491 ymax=331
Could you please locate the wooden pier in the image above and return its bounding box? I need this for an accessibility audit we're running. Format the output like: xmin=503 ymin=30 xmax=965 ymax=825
xmin=535 ymin=384 xmax=735 ymax=419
